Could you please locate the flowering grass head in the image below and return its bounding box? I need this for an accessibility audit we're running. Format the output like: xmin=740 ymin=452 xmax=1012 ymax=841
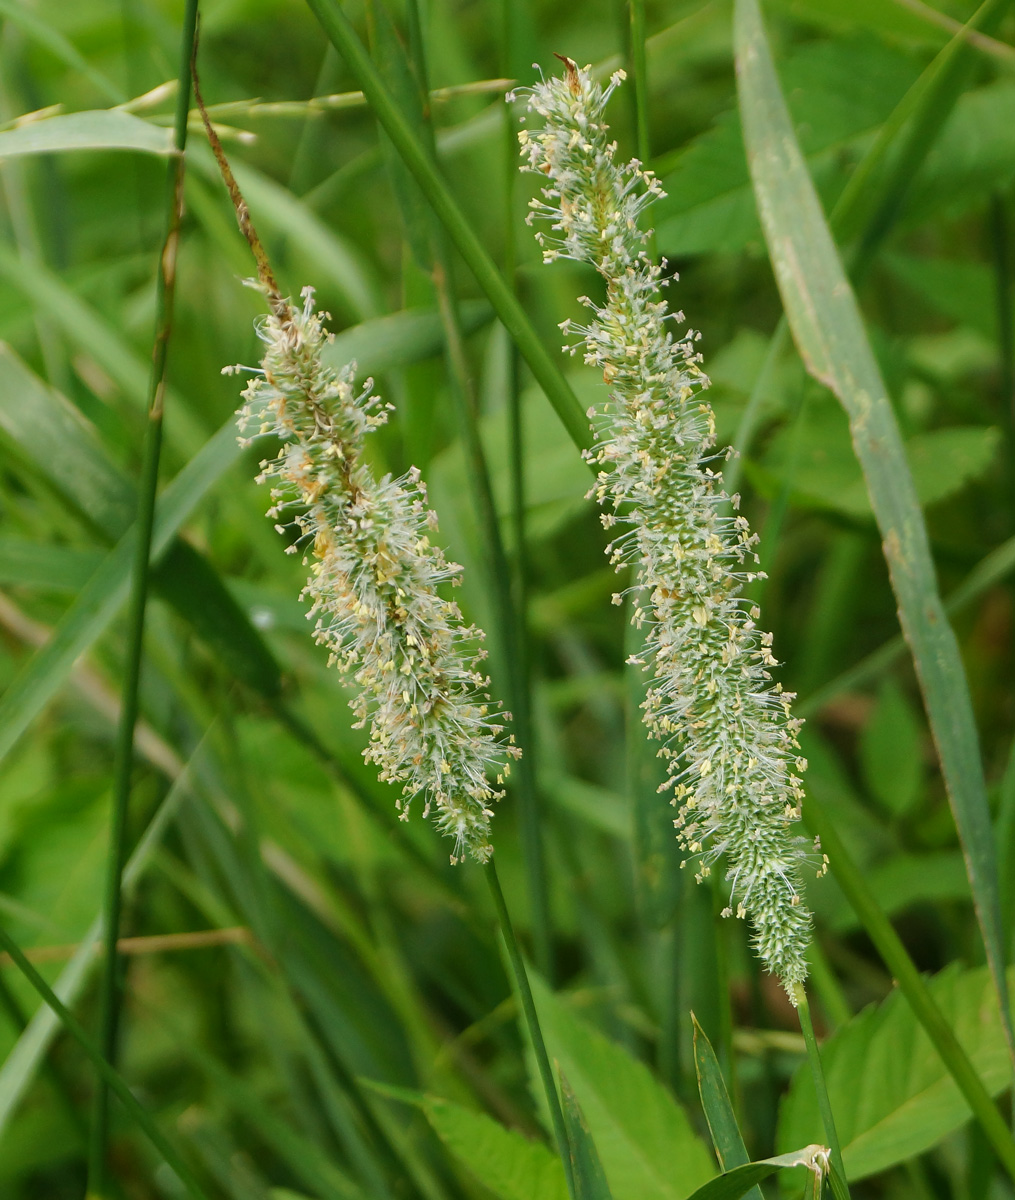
xmin=231 ymin=286 xmax=518 ymax=864
xmin=517 ymin=58 xmax=824 ymax=991
xmin=192 ymin=69 xmax=518 ymax=866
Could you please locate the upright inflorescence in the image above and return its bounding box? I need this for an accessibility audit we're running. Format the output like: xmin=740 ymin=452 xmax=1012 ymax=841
xmin=232 ymin=286 xmax=517 ymax=864
xmin=517 ymin=58 xmax=823 ymax=990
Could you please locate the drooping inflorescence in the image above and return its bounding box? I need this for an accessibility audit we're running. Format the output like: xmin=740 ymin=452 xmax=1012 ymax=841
xmin=517 ymin=58 xmax=823 ymax=989
xmin=231 ymin=286 xmax=517 ymax=864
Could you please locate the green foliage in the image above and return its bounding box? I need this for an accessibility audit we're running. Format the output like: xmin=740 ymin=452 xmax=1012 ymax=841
xmin=1 ymin=0 xmax=1015 ymax=1195
xmin=424 ymin=1093 xmax=569 ymax=1200
xmin=778 ymin=965 xmax=1015 ymax=1180
xmin=530 ymin=976 xmax=715 ymax=1200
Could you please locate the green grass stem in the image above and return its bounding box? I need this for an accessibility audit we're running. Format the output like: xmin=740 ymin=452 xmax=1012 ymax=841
xmin=791 ymin=985 xmax=849 ymax=1200
xmin=87 ymin=1 xmax=199 ymax=1193
xmin=485 ymin=859 xmax=576 ymax=1200
xmin=369 ymin=0 xmax=552 ymax=975
xmin=626 ymin=0 xmax=650 ymax=167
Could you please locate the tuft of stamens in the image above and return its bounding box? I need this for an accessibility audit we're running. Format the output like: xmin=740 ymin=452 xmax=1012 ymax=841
xmin=232 ymin=285 xmax=518 ymax=864
xmin=518 ymin=60 xmax=822 ymax=991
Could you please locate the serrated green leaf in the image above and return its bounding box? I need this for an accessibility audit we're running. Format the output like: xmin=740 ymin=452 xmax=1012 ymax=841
xmin=529 ymin=975 xmax=715 ymax=1200
xmin=424 ymin=1095 xmax=568 ymax=1200
xmin=859 ymin=680 xmax=924 ymax=817
xmin=0 ymin=110 xmax=171 ymax=159
xmin=778 ymin=965 xmax=1015 ymax=1180
xmin=905 ymin=427 xmax=1001 ymax=506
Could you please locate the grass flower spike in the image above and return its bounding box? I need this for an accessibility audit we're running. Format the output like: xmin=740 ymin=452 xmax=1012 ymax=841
xmin=518 ymin=58 xmax=822 ymax=989
xmin=233 ymin=287 xmax=517 ymax=864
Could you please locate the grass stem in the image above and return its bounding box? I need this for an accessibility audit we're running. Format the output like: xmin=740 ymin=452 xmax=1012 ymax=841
xmin=373 ymin=0 xmax=553 ymax=975
xmin=485 ymin=859 xmax=576 ymax=1200
xmin=792 ymin=984 xmax=849 ymax=1200
xmin=87 ymin=2 xmax=199 ymax=1193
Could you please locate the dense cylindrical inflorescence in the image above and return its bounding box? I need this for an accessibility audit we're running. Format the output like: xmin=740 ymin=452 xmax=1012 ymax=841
xmin=232 ymin=286 xmax=517 ymax=864
xmin=517 ymin=59 xmax=822 ymax=989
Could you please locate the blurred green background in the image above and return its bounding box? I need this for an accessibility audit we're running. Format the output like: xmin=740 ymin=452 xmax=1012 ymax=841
xmin=0 ymin=0 xmax=1014 ymax=1195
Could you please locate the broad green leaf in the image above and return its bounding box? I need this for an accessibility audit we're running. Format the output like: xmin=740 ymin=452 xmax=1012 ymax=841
xmin=0 ymin=110 xmax=171 ymax=159
xmin=656 ymin=37 xmax=919 ymax=256
xmin=882 ymin=253 xmax=998 ymax=340
xmin=906 ymin=427 xmax=1001 ymax=507
xmin=760 ymin=397 xmax=1000 ymax=518
xmin=424 ymin=1095 xmax=568 ymax=1200
xmin=778 ymin=965 xmax=1015 ymax=1180
xmin=561 ymin=1073 xmax=615 ymax=1200
xmin=859 ymin=680 xmax=924 ymax=817
xmin=529 ymin=976 xmax=715 ymax=1200
xmin=735 ymin=0 xmax=1014 ymax=1077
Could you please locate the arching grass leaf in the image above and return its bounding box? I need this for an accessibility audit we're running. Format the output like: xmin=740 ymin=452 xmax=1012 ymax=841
xmin=778 ymin=965 xmax=1015 ymax=1180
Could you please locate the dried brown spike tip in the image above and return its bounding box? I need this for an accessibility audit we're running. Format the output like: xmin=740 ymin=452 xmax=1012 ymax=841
xmin=190 ymin=53 xmax=286 ymax=316
xmin=552 ymin=53 xmax=581 ymax=97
